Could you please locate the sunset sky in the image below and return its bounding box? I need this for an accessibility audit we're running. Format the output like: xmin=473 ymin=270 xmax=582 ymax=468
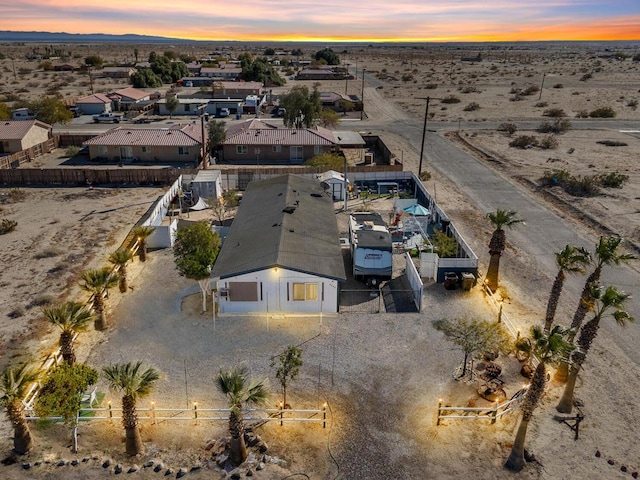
xmin=2 ymin=0 xmax=640 ymax=42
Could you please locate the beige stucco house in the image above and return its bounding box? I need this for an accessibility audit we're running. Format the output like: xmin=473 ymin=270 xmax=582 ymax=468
xmin=0 ymin=120 xmax=52 ymax=154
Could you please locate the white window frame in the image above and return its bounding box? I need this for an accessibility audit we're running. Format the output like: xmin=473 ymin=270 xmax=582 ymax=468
xmin=292 ymin=282 xmax=318 ymax=301
xmin=290 ymin=145 xmax=303 ymax=162
xmin=178 ymin=147 xmax=189 ymax=155
xmin=272 ymin=145 xmax=282 ymax=153
xmin=314 ymin=145 xmax=322 ymax=155
xmin=141 ymin=146 xmax=149 ymax=153
xmin=236 ymin=145 xmax=248 ymax=154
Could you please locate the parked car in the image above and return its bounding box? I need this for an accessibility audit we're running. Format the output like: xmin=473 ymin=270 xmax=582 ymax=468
xmin=218 ymin=108 xmax=230 ymax=118
xmin=93 ymin=112 xmax=122 ymax=123
xmin=11 ymin=108 xmax=36 ymax=121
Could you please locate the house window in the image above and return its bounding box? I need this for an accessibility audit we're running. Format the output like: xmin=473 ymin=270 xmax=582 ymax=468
xmin=178 ymin=147 xmax=189 ymax=155
xmin=185 ymin=104 xmax=191 ymax=112
xmin=98 ymin=146 xmax=107 ymax=156
xmin=290 ymin=145 xmax=303 ymax=162
xmin=236 ymin=145 xmax=248 ymax=154
xmin=228 ymin=282 xmax=258 ymax=301
xmin=141 ymin=146 xmax=149 ymax=153
xmin=272 ymin=145 xmax=281 ymax=153
xmin=314 ymin=145 xmax=323 ymax=155
xmin=292 ymin=282 xmax=318 ymax=301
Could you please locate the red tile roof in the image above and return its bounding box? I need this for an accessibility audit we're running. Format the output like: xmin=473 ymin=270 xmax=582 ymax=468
xmin=224 ymin=120 xmax=335 ymax=146
xmin=83 ymin=124 xmax=202 ymax=147
xmin=76 ymin=93 xmax=112 ymax=104
xmin=0 ymin=120 xmax=51 ymax=140
xmin=111 ymin=87 xmax=150 ymax=101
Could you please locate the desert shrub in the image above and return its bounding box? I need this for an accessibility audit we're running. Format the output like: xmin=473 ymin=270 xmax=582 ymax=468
xmin=7 ymin=306 xmax=25 ymax=319
xmin=537 ymin=119 xmax=571 ymax=134
xmin=34 ymin=247 xmax=63 ymax=259
xmin=29 ymin=294 xmax=54 ymax=308
xmin=521 ymin=85 xmax=539 ymax=96
xmin=543 ymin=108 xmax=567 ymax=117
xmin=7 ymin=188 xmax=27 ymax=203
xmin=65 ymin=145 xmax=80 ymax=157
xmin=460 ymin=86 xmax=479 ymax=93
xmin=498 ymin=123 xmax=518 ymax=135
xmin=575 ymin=110 xmax=589 ymax=118
xmin=0 ymin=218 xmax=17 ymax=234
xmin=431 ymin=230 xmax=459 ymax=258
xmin=627 ymin=99 xmax=638 ymax=108
xmin=509 ymin=135 xmax=538 ymax=149
xmin=567 ymin=176 xmax=600 ymax=196
xmin=589 ymin=107 xmax=616 ymax=118
xmin=553 ymin=83 xmax=564 ymax=89
xmin=535 ymin=101 xmax=548 ymax=108
xmin=419 ymin=170 xmax=432 ymax=182
xmin=509 ymin=87 xmax=521 ymax=94
xmin=596 ymin=140 xmax=628 ymax=147
xmin=599 ymin=172 xmax=629 ymax=188
xmin=401 ymin=73 xmax=414 ymax=82
xmin=441 ymin=95 xmax=461 ymax=104
xmin=463 ymin=102 xmax=480 ymax=112
xmin=580 ymin=73 xmax=593 ymax=81
xmin=539 ymin=135 xmax=559 ymax=150
xmin=424 ymin=83 xmax=438 ymax=89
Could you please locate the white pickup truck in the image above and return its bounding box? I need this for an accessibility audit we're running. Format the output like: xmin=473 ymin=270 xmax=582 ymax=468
xmin=93 ymin=112 xmax=122 ymax=123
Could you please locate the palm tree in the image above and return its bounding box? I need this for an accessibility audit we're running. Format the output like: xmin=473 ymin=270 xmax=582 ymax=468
xmin=42 ymin=301 xmax=94 ymax=365
xmin=0 ymin=364 xmax=39 ymax=454
xmin=556 ymin=236 xmax=635 ymax=381
xmin=556 ymin=284 xmax=634 ymax=413
xmin=102 ymin=362 xmax=160 ymax=456
xmin=484 ymin=209 xmax=524 ymax=292
xmin=505 ymin=325 xmax=572 ymax=472
xmin=79 ymin=267 xmax=119 ymax=331
xmin=216 ymin=366 xmax=269 ymax=466
xmin=109 ymin=249 xmax=134 ymax=293
xmin=132 ymin=226 xmax=155 ymax=262
xmin=543 ymin=245 xmax=590 ymax=333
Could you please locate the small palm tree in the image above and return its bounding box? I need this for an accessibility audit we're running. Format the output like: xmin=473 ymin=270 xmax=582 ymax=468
xmin=505 ymin=325 xmax=572 ymax=472
xmin=109 ymin=249 xmax=134 ymax=293
xmin=43 ymin=301 xmax=94 ymax=365
xmin=216 ymin=366 xmax=269 ymax=466
xmin=556 ymin=236 xmax=635 ymax=381
xmin=132 ymin=226 xmax=155 ymax=262
xmin=0 ymin=364 xmax=39 ymax=454
xmin=484 ymin=209 xmax=524 ymax=292
xmin=556 ymin=284 xmax=634 ymax=413
xmin=543 ymin=245 xmax=590 ymax=333
xmin=79 ymin=267 xmax=119 ymax=331
xmin=103 ymin=362 xmax=160 ymax=456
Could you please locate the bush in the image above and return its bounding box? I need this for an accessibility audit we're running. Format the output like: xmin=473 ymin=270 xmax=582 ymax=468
xmin=580 ymin=73 xmax=593 ymax=81
xmin=543 ymin=108 xmax=567 ymax=117
xmin=599 ymin=172 xmax=629 ymax=188
xmin=539 ymin=135 xmax=559 ymax=150
xmin=401 ymin=73 xmax=414 ymax=82
xmin=535 ymin=101 xmax=548 ymax=108
xmin=441 ymin=95 xmax=461 ymax=104
xmin=463 ymin=102 xmax=480 ymax=112
xmin=627 ymin=99 xmax=638 ymax=109
xmin=460 ymin=86 xmax=479 ymax=93
xmin=589 ymin=107 xmax=616 ymax=118
xmin=576 ymin=110 xmax=589 ymax=118
xmin=597 ymin=140 xmax=628 ymax=147
xmin=498 ymin=123 xmax=518 ymax=135
xmin=553 ymin=83 xmax=564 ymax=89
xmin=424 ymin=83 xmax=438 ymax=89
xmin=0 ymin=218 xmax=17 ymax=234
xmin=521 ymin=85 xmax=540 ymax=96
xmin=29 ymin=294 xmax=54 ymax=308
xmin=419 ymin=170 xmax=432 ymax=181
xmin=537 ymin=119 xmax=571 ymax=134
xmin=509 ymin=135 xmax=538 ymax=149
xmin=65 ymin=145 xmax=80 ymax=157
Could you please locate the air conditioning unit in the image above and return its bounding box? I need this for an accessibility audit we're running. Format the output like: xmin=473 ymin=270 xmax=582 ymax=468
xmin=219 ymin=288 xmax=229 ymax=297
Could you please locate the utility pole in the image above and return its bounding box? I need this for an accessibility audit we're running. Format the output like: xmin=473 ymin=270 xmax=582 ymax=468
xmin=88 ymin=66 xmax=94 ymax=94
xmin=360 ymin=68 xmax=366 ymax=121
xmin=538 ymin=72 xmax=546 ymax=101
xmin=418 ymin=97 xmax=430 ymax=178
xmin=199 ymin=104 xmax=208 ymax=169
xmin=345 ymin=64 xmax=350 ymax=95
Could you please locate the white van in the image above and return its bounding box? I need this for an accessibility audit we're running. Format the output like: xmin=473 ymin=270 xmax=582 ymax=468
xmin=11 ymin=108 xmax=35 ymax=121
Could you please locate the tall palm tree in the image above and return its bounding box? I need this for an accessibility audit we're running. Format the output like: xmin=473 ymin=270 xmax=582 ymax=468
xmin=0 ymin=364 xmax=39 ymax=454
xmin=102 ymin=362 xmax=160 ymax=456
xmin=484 ymin=209 xmax=524 ymax=292
xmin=42 ymin=301 xmax=94 ymax=365
xmin=556 ymin=284 xmax=634 ymax=413
xmin=505 ymin=325 xmax=572 ymax=472
xmin=556 ymin=236 xmax=635 ymax=381
xmin=216 ymin=366 xmax=269 ymax=466
xmin=109 ymin=249 xmax=134 ymax=293
xmin=79 ymin=267 xmax=119 ymax=331
xmin=132 ymin=226 xmax=155 ymax=262
xmin=543 ymin=245 xmax=590 ymax=333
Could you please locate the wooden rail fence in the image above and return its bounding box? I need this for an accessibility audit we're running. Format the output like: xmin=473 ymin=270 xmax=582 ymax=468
xmin=436 ymin=387 xmax=528 ymax=425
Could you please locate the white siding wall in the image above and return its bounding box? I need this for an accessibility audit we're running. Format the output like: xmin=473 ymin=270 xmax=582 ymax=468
xmin=217 ymin=268 xmax=339 ymax=314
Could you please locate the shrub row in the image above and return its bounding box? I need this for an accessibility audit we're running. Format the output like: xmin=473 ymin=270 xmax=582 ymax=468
xmin=540 ymin=169 xmax=629 ymax=196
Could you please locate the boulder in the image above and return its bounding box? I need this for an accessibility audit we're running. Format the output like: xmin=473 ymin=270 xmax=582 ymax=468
xmin=57 ymin=460 xmax=67 ymax=467
xmin=128 ymin=464 xmax=139 ymax=473
xmin=176 ymin=467 xmax=188 ymax=478
xmin=102 ymin=459 xmax=112 ymax=468
xmin=114 ymin=464 xmax=123 ymax=474
xmin=256 ymin=462 xmax=265 ymax=471
xmin=21 ymin=462 xmax=31 ymax=470
xmin=164 ymin=468 xmax=174 ymax=476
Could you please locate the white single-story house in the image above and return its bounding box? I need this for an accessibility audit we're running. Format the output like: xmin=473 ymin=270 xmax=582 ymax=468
xmin=212 ymin=174 xmax=346 ymax=314
xmin=75 ymin=93 xmax=112 ymax=115
xmin=0 ymin=120 xmax=52 ymax=154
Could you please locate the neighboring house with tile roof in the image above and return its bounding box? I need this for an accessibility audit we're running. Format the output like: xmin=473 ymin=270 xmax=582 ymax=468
xmin=75 ymin=93 xmax=112 ymax=115
xmin=109 ymin=87 xmax=152 ymax=111
xmin=200 ymin=66 xmax=243 ymax=80
xmin=101 ymin=66 xmax=136 ymax=78
xmin=0 ymin=120 xmax=52 ymax=154
xmin=212 ymin=174 xmax=346 ymax=314
xmin=82 ymin=123 xmax=203 ymax=164
xmin=222 ymin=119 xmax=337 ymax=164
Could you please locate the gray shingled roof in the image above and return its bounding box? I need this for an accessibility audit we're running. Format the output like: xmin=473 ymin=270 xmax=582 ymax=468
xmin=211 ymin=174 xmax=346 ymax=281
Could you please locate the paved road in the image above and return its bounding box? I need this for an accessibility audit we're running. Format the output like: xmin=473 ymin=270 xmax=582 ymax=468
xmin=347 ymin=80 xmax=640 ymax=366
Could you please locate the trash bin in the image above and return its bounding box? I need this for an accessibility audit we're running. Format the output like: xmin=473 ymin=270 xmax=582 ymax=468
xmin=235 ymin=113 xmax=241 ymax=120
xmin=444 ymin=272 xmax=459 ymax=290
xmin=461 ymin=272 xmax=475 ymax=291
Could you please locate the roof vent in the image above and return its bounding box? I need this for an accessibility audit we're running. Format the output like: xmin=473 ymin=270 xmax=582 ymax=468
xmin=282 ymin=205 xmax=296 ymax=214
xmin=289 ymin=229 xmax=295 ymax=233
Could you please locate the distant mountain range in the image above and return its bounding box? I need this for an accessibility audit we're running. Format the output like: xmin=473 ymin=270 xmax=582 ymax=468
xmin=0 ymin=31 xmax=200 ymax=43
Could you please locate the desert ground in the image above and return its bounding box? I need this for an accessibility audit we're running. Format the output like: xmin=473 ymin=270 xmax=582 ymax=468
xmin=0 ymin=42 xmax=640 ymax=479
